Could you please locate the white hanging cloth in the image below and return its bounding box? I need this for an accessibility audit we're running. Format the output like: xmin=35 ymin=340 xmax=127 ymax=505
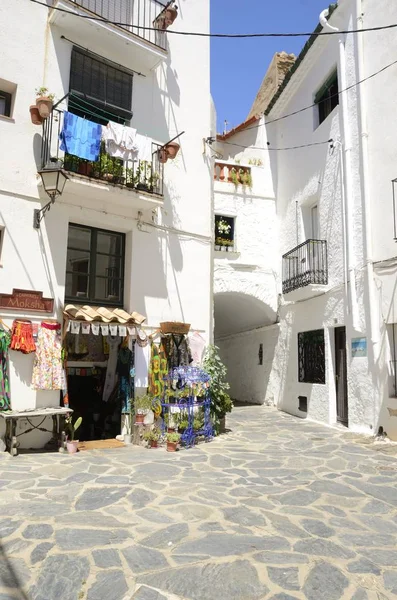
xmin=134 ymin=342 xmax=150 ymax=388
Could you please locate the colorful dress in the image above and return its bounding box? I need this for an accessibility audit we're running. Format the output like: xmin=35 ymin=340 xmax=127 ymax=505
xmin=10 ymin=320 xmax=36 ymax=354
xmin=32 ymin=322 xmax=65 ymax=390
xmin=117 ymin=345 xmax=135 ymax=414
xmin=0 ymin=330 xmax=11 ymax=410
xmin=149 ymin=341 xmax=168 ymax=398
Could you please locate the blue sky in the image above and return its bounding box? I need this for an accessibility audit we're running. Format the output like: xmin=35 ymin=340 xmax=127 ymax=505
xmin=210 ymin=0 xmax=331 ymax=132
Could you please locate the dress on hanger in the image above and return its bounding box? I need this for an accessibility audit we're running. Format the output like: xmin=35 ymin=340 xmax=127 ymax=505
xmin=32 ymin=322 xmax=65 ymax=390
xmin=0 ymin=330 xmax=11 ymax=410
xmin=117 ymin=345 xmax=135 ymax=414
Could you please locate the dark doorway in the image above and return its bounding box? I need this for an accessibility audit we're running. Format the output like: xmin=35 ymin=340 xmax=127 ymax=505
xmin=335 ymin=327 xmax=348 ymax=426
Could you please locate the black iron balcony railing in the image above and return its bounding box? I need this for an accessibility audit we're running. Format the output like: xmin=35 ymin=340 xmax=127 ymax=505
xmin=282 ymin=239 xmax=328 ymax=294
xmin=65 ymin=0 xmax=169 ymax=50
xmin=41 ymin=109 xmax=164 ymax=197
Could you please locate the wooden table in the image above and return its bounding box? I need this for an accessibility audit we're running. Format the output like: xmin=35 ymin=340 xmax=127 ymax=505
xmin=0 ymin=407 xmax=73 ymax=456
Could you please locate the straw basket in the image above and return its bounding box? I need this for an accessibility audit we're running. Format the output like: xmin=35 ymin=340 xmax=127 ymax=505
xmin=160 ymin=322 xmax=191 ymax=335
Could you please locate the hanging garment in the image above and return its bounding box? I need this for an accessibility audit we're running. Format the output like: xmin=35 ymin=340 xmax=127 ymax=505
xmin=10 ymin=320 xmax=36 ymax=354
xmin=0 ymin=330 xmax=11 ymax=410
xmin=188 ymin=332 xmax=206 ymax=366
xmin=117 ymin=345 xmax=135 ymax=414
xmin=135 ymin=134 xmax=153 ymax=162
xmin=32 ymin=322 xmax=65 ymax=390
xmin=135 ymin=342 xmax=150 ymax=388
xmin=164 ymin=334 xmax=193 ymax=369
xmin=149 ymin=341 xmax=168 ymax=398
xmin=103 ymin=122 xmax=138 ymax=160
xmin=102 ymin=336 xmax=120 ymax=402
xmin=60 ymin=111 xmax=102 ymax=161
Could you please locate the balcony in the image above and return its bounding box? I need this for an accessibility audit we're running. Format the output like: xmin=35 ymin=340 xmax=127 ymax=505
xmin=40 ymin=109 xmax=164 ymax=211
xmin=49 ymin=0 xmax=169 ymax=71
xmin=282 ymin=239 xmax=328 ymax=297
xmin=214 ymin=162 xmax=252 ymax=187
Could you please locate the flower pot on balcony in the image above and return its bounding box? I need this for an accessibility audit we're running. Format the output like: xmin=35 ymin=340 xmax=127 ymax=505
xmin=29 ymin=105 xmax=43 ymax=126
xmin=101 ymin=172 xmax=114 ymax=182
xmin=36 ymin=97 xmax=53 ymax=119
xmin=166 ymin=142 xmax=180 ymax=159
xmin=78 ymin=162 xmax=92 ymax=177
xmin=158 ymin=148 xmax=168 ymax=164
xmin=165 ymin=6 xmax=178 ymax=26
xmin=136 ymin=182 xmax=150 ymax=192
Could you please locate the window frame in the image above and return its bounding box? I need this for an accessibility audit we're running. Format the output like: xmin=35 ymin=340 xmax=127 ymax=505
xmin=65 ymin=223 xmax=125 ymax=307
xmin=298 ymin=329 xmax=326 ymax=384
xmin=0 ymin=90 xmax=12 ymax=118
xmin=315 ymin=70 xmax=339 ymax=126
xmin=214 ymin=214 xmax=236 ymax=252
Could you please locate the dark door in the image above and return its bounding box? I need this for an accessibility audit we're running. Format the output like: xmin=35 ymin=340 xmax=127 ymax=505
xmin=335 ymin=327 xmax=348 ymax=426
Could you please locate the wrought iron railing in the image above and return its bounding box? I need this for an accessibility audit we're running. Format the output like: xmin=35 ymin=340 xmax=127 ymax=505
xmin=64 ymin=0 xmax=169 ymax=50
xmin=41 ymin=109 xmax=164 ymax=197
xmin=282 ymin=239 xmax=328 ymax=294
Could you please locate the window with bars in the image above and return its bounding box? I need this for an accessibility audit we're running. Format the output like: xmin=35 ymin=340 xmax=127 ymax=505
xmin=65 ymin=224 xmax=125 ymax=306
xmin=315 ymin=70 xmax=339 ymax=126
xmin=69 ymin=47 xmax=133 ymax=125
xmin=298 ymin=329 xmax=326 ymax=384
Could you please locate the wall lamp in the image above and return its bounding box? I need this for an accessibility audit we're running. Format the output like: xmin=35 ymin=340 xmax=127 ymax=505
xmin=34 ymin=167 xmax=68 ymax=229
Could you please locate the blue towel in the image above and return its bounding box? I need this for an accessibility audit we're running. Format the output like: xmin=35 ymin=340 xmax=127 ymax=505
xmin=59 ymin=111 xmax=102 ymax=161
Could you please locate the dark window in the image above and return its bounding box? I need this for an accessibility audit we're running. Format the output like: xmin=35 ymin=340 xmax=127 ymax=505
xmin=65 ymin=224 xmax=125 ymax=306
xmin=315 ymin=70 xmax=339 ymax=125
xmin=258 ymin=344 xmax=263 ymax=366
xmin=0 ymin=91 xmax=11 ymax=117
xmin=69 ymin=47 xmax=133 ymax=125
xmin=215 ymin=215 xmax=235 ymax=252
xmin=298 ymin=329 xmax=325 ymax=384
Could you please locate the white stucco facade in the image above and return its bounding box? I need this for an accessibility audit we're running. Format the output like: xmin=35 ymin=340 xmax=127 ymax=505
xmin=0 ymin=0 xmax=212 ymax=447
xmin=214 ymin=0 xmax=397 ymax=439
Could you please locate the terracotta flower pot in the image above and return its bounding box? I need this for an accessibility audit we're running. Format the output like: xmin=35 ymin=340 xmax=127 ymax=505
xmin=66 ymin=440 xmax=79 ymax=454
xmin=36 ymin=97 xmax=53 ymax=119
xmin=150 ymin=440 xmax=158 ymax=448
xmin=29 ymin=105 xmax=43 ymax=126
xmin=135 ymin=413 xmax=145 ymax=424
xmin=166 ymin=142 xmax=180 ymax=159
xmin=165 ymin=6 xmax=178 ymax=26
xmin=166 ymin=441 xmax=177 ymax=452
xmin=167 ymin=427 xmax=175 ymax=434
xmin=158 ymin=148 xmax=168 ymax=164
xmin=78 ymin=162 xmax=93 ymax=177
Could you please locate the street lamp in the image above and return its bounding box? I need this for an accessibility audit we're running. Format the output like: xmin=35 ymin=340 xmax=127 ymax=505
xmin=34 ymin=167 xmax=69 ymax=229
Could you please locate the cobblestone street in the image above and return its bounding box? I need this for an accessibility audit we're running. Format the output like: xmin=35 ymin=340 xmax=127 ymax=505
xmin=0 ymin=406 xmax=396 ymax=599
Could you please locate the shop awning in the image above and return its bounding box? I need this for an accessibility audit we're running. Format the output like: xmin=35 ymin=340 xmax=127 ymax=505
xmin=64 ymin=304 xmax=146 ymax=325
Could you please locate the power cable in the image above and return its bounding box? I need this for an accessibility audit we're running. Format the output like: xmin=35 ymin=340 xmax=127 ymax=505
xmin=30 ymin=0 xmax=397 ymax=39
xmin=215 ymin=139 xmax=333 ymax=152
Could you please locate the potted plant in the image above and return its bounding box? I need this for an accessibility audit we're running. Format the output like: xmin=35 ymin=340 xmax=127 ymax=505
xmin=166 ymin=432 xmax=180 ymax=452
xmin=158 ymin=148 xmax=168 ymax=164
xmin=143 ymin=427 xmax=161 ymax=448
xmin=29 ymin=105 xmax=43 ymax=126
xmin=135 ymin=394 xmax=153 ymax=424
xmin=203 ymin=345 xmax=233 ymax=434
xmin=65 ymin=415 xmax=82 ymax=454
xmin=164 ymin=5 xmax=178 ymax=26
xmin=240 ymin=169 xmax=253 ymax=188
xmin=165 ymin=142 xmax=180 ymax=159
xmin=125 ymin=167 xmax=136 ymax=189
xmin=35 ymin=87 xmax=55 ymax=119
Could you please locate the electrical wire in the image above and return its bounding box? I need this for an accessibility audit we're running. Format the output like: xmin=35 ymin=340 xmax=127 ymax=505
xmin=219 ymin=139 xmax=333 ymax=152
xmin=30 ymin=0 xmax=397 ymax=39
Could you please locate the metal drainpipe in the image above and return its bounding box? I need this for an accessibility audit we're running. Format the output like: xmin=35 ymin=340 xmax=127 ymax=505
xmin=354 ymin=0 xmax=379 ymax=354
xmin=319 ymin=8 xmax=360 ymax=331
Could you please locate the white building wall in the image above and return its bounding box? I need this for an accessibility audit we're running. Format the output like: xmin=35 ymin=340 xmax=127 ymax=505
xmin=0 ymin=0 xmax=212 ymax=447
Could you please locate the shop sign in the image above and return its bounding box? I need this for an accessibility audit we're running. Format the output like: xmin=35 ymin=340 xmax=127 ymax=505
xmin=0 ymin=289 xmax=54 ymax=313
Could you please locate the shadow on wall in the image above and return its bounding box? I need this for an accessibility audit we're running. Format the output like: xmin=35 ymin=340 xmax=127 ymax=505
xmin=0 ymin=537 xmax=30 ymax=599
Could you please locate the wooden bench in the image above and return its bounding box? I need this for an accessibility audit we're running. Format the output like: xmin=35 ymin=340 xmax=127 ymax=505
xmin=0 ymin=407 xmax=73 ymax=456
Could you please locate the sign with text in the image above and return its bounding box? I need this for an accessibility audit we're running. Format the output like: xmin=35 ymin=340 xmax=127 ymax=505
xmin=0 ymin=289 xmax=54 ymax=313
xmin=351 ymin=337 xmax=367 ymax=358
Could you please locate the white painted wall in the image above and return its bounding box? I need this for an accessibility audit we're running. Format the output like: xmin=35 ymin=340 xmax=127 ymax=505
xmin=0 ymin=0 xmax=212 ymax=447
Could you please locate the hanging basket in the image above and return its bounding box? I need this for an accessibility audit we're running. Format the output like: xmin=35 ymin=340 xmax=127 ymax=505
xmin=160 ymin=321 xmax=190 ymax=335
xmin=36 ymin=97 xmax=53 ymax=119
xmin=29 ymin=105 xmax=43 ymax=126
xmin=166 ymin=142 xmax=180 ymax=159
xmin=158 ymin=148 xmax=168 ymax=164
xmin=165 ymin=6 xmax=178 ymax=27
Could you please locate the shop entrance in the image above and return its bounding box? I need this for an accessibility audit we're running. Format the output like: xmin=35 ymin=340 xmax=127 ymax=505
xmin=335 ymin=326 xmax=348 ymax=426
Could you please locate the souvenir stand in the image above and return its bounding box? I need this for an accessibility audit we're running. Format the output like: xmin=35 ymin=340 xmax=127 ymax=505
xmin=161 ymin=366 xmax=213 ymax=447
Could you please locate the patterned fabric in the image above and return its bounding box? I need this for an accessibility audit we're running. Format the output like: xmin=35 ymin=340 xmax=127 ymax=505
xmin=60 ymin=111 xmax=102 ymax=161
xmin=117 ymin=345 xmax=135 ymax=414
xmin=149 ymin=341 xmax=168 ymax=398
xmin=10 ymin=320 xmax=36 ymax=354
xmin=32 ymin=322 xmax=65 ymax=390
xmin=164 ymin=334 xmax=193 ymax=370
xmin=0 ymin=330 xmax=11 ymax=410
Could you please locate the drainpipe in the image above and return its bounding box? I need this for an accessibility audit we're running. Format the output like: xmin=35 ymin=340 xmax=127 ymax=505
xmin=319 ymin=8 xmax=359 ymax=331
xmin=354 ymin=0 xmax=378 ymax=354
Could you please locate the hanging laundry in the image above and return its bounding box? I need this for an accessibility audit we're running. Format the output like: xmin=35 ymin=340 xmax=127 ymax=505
xmin=188 ymin=332 xmax=206 ymax=366
xmin=164 ymin=334 xmax=193 ymax=369
xmin=135 ymin=134 xmax=153 ymax=162
xmin=10 ymin=320 xmax=36 ymax=354
xmin=117 ymin=344 xmax=135 ymax=414
xmin=135 ymin=342 xmax=150 ymax=388
xmin=149 ymin=341 xmax=168 ymax=398
xmin=60 ymin=111 xmax=102 ymax=161
xmin=32 ymin=322 xmax=65 ymax=390
xmin=0 ymin=330 xmax=11 ymax=410
xmin=102 ymin=336 xmax=120 ymax=402
xmin=103 ymin=122 xmax=138 ymax=160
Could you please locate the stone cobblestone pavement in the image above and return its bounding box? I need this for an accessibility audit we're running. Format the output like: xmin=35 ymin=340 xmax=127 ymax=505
xmin=0 ymin=406 xmax=396 ymax=599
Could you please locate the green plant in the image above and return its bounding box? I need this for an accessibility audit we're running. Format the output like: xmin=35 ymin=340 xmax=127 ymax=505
xmin=143 ymin=427 xmax=161 ymax=442
xmin=167 ymin=432 xmax=180 ymax=443
xmin=125 ymin=167 xmax=136 ymax=187
xmin=240 ymin=169 xmax=253 ymax=188
xmin=35 ymin=87 xmax=55 ymax=100
xmin=193 ymin=417 xmax=203 ymax=431
xmin=202 ymin=345 xmax=233 ymax=434
xmin=178 ymin=418 xmax=189 ymax=432
xmin=229 ymin=168 xmax=239 ymax=185
xmin=135 ymin=394 xmax=153 ymax=414
xmin=215 ymin=237 xmax=234 ymax=247
xmin=248 ymin=158 xmax=263 ymax=167
xmin=65 ymin=415 xmax=82 ymax=441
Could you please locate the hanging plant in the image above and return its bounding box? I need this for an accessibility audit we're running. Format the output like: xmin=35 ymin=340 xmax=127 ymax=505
xmin=35 ymin=87 xmax=55 ymax=119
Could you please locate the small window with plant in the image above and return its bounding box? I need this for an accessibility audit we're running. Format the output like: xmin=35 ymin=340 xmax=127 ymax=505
xmin=215 ymin=215 xmax=235 ymax=252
